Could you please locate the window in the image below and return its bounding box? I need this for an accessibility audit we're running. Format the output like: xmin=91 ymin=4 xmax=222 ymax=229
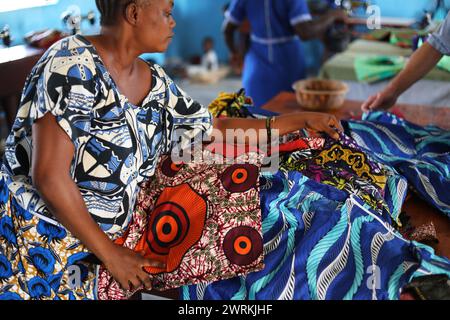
xmin=0 ymin=0 xmax=59 ymax=13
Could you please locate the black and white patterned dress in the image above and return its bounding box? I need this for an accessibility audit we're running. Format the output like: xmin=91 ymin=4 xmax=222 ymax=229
xmin=0 ymin=35 xmax=212 ymax=299
xmin=2 ymin=34 xmax=212 ymax=237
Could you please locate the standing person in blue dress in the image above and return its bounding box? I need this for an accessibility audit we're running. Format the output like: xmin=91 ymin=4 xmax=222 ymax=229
xmin=223 ymin=0 xmax=348 ymax=108
xmin=0 ymin=0 xmax=343 ymax=300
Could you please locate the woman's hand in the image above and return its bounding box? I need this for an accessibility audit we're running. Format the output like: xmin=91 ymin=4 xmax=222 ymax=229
xmin=361 ymin=88 xmax=398 ymax=113
xmin=230 ymin=52 xmax=244 ymax=73
xmin=362 ymin=43 xmax=443 ymax=113
xmin=300 ymin=112 xmax=344 ymax=140
xmin=213 ymin=112 xmax=343 ymax=145
xmin=103 ymin=245 xmax=166 ymax=291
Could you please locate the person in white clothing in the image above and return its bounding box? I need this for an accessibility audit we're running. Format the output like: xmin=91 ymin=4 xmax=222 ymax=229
xmin=201 ymin=37 xmax=219 ymax=72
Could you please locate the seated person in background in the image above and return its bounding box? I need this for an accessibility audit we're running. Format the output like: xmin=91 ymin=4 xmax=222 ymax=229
xmin=187 ymin=37 xmax=227 ymax=83
xmin=362 ymin=11 xmax=450 ymax=112
xmin=201 ymin=37 xmax=219 ymax=72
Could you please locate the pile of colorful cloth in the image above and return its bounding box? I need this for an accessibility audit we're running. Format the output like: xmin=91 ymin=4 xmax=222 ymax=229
xmin=12 ymin=89 xmax=447 ymax=300
xmin=178 ymin=93 xmax=450 ymax=300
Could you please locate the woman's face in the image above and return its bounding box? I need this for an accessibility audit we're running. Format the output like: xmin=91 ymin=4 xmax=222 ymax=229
xmin=136 ymin=0 xmax=176 ymax=53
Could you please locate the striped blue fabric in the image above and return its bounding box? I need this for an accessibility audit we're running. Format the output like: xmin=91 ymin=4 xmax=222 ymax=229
xmin=183 ymin=112 xmax=450 ymax=300
xmin=347 ymin=112 xmax=450 ymax=218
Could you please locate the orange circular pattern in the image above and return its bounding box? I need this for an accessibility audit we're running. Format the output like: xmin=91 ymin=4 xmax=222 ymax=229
xmin=161 ymin=157 xmax=184 ymax=178
xmin=170 ymin=162 xmax=183 ymax=172
xmin=147 ymin=202 xmax=188 ymax=256
xmin=221 ymin=164 xmax=258 ymax=193
xmin=234 ymin=236 xmax=252 ymax=255
xmin=139 ymin=184 xmax=207 ymax=274
xmin=223 ymin=226 xmax=263 ymax=266
xmin=232 ymin=169 xmax=248 ymax=184
xmin=155 ymin=215 xmax=178 ymax=243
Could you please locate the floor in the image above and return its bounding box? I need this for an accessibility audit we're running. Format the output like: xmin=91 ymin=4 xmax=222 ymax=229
xmin=176 ymin=77 xmax=243 ymax=107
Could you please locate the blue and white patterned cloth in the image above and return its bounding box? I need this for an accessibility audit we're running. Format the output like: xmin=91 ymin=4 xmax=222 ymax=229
xmin=1 ymin=34 xmax=212 ymax=238
xmin=0 ymin=34 xmax=213 ymax=300
xmin=348 ymin=112 xmax=450 ymax=218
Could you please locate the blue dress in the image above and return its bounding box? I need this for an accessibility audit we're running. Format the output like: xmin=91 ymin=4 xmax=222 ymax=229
xmin=226 ymin=0 xmax=313 ymax=107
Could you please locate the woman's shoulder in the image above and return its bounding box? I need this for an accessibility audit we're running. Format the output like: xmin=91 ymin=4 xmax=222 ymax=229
xmin=20 ymin=35 xmax=99 ymax=108
xmin=49 ymin=34 xmax=91 ymax=50
xmin=40 ymin=35 xmax=92 ymax=60
xmin=150 ymin=62 xmax=168 ymax=79
xmin=149 ymin=62 xmax=177 ymax=90
xmin=35 ymin=35 xmax=98 ymax=80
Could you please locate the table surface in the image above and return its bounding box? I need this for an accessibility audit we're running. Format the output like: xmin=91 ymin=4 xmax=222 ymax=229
xmin=347 ymin=17 xmax=416 ymax=28
xmin=320 ymin=39 xmax=450 ymax=82
xmin=0 ymin=44 xmax=44 ymax=65
xmin=261 ymin=92 xmax=450 ymax=130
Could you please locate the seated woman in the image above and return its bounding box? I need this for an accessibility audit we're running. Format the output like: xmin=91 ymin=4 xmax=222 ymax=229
xmin=0 ymin=0 xmax=342 ymax=300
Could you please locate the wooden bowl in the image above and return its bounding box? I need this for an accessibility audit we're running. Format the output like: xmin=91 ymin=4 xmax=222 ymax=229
xmin=292 ymin=79 xmax=349 ymax=111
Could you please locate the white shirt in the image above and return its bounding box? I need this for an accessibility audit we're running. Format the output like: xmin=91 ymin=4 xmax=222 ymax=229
xmin=201 ymin=50 xmax=219 ymax=71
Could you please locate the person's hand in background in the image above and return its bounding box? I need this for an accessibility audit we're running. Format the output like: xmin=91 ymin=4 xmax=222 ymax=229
xmin=331 ymin=9 xmax=349 ymax=24
xmin=361 ymin=42 xmax=444 ymax=113
xmin=361 ymin=87 xmax=399 ymax=112
xmin=230 ymin=51 xmax=244 ymax=75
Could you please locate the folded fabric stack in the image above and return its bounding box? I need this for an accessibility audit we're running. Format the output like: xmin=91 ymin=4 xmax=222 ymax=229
xmin=354 ymin=55 xmax=406 ymax=84
xmin=185 ymin=132 xmax=445 ymax=300
xmin=99 ymin=90 xmax=449 ymax=300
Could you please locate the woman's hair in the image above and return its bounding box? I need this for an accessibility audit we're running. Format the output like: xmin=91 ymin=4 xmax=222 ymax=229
xmin=95 ymin=0 xmax=151 ymax=26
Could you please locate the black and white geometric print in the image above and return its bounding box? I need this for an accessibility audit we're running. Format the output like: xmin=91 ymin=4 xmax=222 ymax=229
xmin=1 ymin=35 xmax=212 ymax=238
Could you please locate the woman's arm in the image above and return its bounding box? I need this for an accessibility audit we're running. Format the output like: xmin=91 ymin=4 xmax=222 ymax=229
xmin=32 ymin=113 xmax=164 ymax=291
xmin=293 ymin=10 xmax=347 ymax=41
xmin=362 ymin=43 xmax=443 ymax=112
xmin=224 ymin=22 xmax=239 ymax=56
xmin=212 ymin=112 xmax=343 ymax=144
xmin=223 ymin=22 xmax=244 ymax=71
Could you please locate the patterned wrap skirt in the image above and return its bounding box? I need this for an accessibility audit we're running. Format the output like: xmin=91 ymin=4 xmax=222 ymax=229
xmin=0 ymin=173 xmax=98 ymax=300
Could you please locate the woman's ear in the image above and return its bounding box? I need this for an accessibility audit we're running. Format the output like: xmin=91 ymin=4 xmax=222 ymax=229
xmin=124 ymin=2 xmax=140 ymax=26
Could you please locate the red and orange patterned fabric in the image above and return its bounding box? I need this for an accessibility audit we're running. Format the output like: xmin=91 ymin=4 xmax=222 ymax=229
xmin=97 ymin=150 xmax=264 ymax=299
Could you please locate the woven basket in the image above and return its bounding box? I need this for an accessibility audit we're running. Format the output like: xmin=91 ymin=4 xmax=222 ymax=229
xmin=292 ymin=79 xmax=349 ymax=111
